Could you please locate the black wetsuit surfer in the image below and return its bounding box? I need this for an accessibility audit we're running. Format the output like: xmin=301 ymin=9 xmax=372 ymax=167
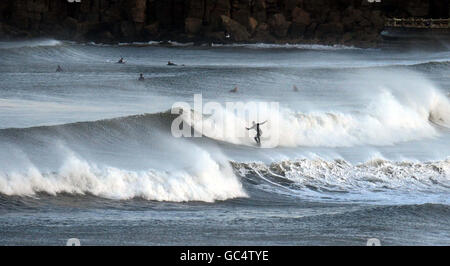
xmin=56 ymin=65 xmax=63 ymax=72
xmin=138 ymin=73 xmax=145 ymax=81
xmin=246 ymin=121 xmax=267 ymax=144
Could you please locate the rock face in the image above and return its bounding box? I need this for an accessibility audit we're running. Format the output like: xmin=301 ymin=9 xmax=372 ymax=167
xmin=185 ymin=17 xmax=203 ymax=34
xmin=220 ymin=15 xmax=250 ymax=42
xmin=0 ymin=0 xmax=447 ymax=47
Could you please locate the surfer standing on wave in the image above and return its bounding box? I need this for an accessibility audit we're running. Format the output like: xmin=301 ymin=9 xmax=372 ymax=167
xmin=246 ymin=121 xmax=267 ymax=145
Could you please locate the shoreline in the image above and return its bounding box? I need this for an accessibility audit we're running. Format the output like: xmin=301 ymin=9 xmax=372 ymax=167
xmin=1 ymin=0 xmax=448 ymax=49
xmin=0 ymin=31 xmax=382 ymax=49
xmin=3 ymin=30 xmax=450 ymax=50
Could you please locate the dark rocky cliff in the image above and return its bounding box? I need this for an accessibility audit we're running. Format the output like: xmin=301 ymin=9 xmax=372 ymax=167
xmin=0 ymin=0 xmax=448 ymax=47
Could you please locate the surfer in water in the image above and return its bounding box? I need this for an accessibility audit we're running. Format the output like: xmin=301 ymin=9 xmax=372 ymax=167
xmin=117 ymin=57 xmax=125 ymax=64
xmin=56 ymin=65 xmax=63 ymax=72
xmin=167 ymin=61 xmax=177 ymax=66
xmin=138 ymin=73 xmax=145 ymax=81
xmin=246 ymin=121 xmax=267 ymax=144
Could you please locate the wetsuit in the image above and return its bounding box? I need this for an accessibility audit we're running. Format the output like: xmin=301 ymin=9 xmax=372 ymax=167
xmin=247 ymin=121 xmax=266 ymax=144
xmin=255 ymin=124 xmax=262 ymax=144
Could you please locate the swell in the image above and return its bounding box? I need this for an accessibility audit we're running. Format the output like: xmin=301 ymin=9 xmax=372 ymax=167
xmin=0 ymin=40 xmax=106 ymax=64
xmin=0 ymin=111 xmax=177 ymax=138
xmin=1 ymin=39 xmax=449 ymax=70
xmin=1 ymin=83 xmax=449 ymax=148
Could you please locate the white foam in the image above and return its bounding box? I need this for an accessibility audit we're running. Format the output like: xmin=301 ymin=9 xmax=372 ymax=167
xmin=188 ymin=70 xmax=450 ymax=148
xmin=0 ymin=39 xmax=63 ymax=49
xmin=234 ymin=157 xmax=450 ymax=204
xmin=0 ymin=153 xmax=247 ymax=202
xmin=210 ymin=43 xmax=360 ymax=50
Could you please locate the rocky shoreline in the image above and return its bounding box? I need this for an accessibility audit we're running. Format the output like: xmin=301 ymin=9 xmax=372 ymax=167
xmin=0 ymin=0 xmax=448 ymax=48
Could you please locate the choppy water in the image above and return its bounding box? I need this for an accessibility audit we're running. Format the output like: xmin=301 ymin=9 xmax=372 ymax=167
xmin=0 ymin=39 xmax=449 ymax=245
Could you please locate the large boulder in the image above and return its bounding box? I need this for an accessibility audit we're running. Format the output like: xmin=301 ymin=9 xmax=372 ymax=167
xmin=207 ymin=0 xmax=231 ymax=29
xmin=252 ymin=23 xmax=276 ymax=43
xmin=143 ymin=22 xmax=159 ymax=37
xmin=304 ymin=22 xmax=318 ymax=39
xmin=205 ymin=31 xmax=226 ymax=42
xmin=185 ymin=17 xmax=202 ymax=34
xmin=101 ymin=6 xmax=123 ymax=24
xmin=248 ymin=17 xmax=258 ymax=33
xmin=120 ymin=21 xmax=136 ymax=39
xmin=368 ymin=10 xmax=385 ymax=30
xmin=254 ymin=0 xmax=267 ymax=22
xmin=128 ymin=0 xmax=147 ymax=23
xmin=292 ymin=8 xmax=311 ymax=25
xmin=327 ymin=10 xmax=341 ymax=23
xmin=220 ymin=15 xmax=250 ymax=42
xmin=63 ymin=17 xmax=78 ymax=32
xmin=290 ymin=7 xmax=310 ymax=37
xmin=268 ymin=13 xmax=291 ymax=38
xmin=341 ymin=7 xmax=364 ymax=31
xmin=187 ymin=0 xmax=204 ymax=19
xmin=315 ymin=22 xmax=344 ymax=40
xmin=283 ymin=0 xmax=299 ymax=20
xmin=232 ymin=9 xmax=251 ymax=29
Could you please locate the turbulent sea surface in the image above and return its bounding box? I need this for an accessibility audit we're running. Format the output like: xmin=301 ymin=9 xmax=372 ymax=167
xmin=0 ymin=39 xmax=449 ymax=245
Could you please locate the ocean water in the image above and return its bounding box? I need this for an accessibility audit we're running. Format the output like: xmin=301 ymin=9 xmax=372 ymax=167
xmin=0 ymin=39 xmax=449 ymax=245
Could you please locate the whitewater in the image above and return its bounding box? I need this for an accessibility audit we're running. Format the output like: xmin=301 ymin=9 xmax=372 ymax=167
xmin=0 ymin=39 xmax=449 ymax=245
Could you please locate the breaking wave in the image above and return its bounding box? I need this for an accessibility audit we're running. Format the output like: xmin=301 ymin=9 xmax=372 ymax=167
xmin=233 ymin=158 xmax=450 ymax=204
xmin=184 ymin=82 xmax=450 ymax=148
xmin=0 ymin=153 xmax=247 ymax=202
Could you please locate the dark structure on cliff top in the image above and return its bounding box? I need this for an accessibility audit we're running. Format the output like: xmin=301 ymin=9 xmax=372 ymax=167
xmin=0 ymin=0 xmax=449 ymax=46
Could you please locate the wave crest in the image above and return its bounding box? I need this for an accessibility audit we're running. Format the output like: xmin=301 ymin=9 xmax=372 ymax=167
xmin=0 ymin=154 xmax=247 ymax=202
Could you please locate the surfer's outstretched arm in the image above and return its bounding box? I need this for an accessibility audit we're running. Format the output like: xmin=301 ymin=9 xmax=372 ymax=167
xmin=246 ymin=124 xmax=256 ymax=130
xmin=259 ymin=120 xmax=267 ymax=125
